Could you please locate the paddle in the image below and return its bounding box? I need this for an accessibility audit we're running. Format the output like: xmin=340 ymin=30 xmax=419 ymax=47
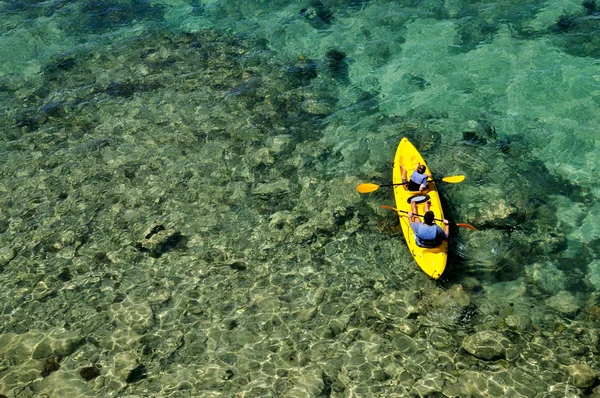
xmin=380 ymin=205 xmax=478 ymax=231
xmin=357 ymin=175 xmax=465 ymax=194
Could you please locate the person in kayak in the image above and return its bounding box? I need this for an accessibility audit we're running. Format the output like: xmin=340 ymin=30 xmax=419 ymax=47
xmin=400 ymin=163 xmax=429 ymax=192
xmin=408 ymin=199 xmax=449 ymax=248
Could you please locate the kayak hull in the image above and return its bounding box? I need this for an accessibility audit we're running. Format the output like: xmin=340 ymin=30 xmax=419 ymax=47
xmin=392 ymin=138 xmax=447 ymax=279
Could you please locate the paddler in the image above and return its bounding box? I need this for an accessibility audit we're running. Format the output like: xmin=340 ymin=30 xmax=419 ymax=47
xmin=407 ymin=199 xmax=449 ymax=248
xmin=400 ymin=163 xmax=429 ymax=192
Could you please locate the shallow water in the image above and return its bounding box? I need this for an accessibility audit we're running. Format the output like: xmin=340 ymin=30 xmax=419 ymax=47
xmin=1 ymin=0 xmax=600 ymax=396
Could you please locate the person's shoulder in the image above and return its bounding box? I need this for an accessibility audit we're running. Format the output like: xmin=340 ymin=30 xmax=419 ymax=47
xmin=437 ymin=225 xmax=448 ymax=237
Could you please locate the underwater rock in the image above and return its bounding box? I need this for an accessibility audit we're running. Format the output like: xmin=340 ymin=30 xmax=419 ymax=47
xmin=550 ymin=4 xmax=600 ymax=58
xmin=138 ymin=224 xmax=186 ymax=258
xmin=454 ymin=16 xmax=498 ymax=53
xmin=44 ymin=56 xmax=77 ymax=75
xmin=301 ymin=97 xmax=335 ymax=115
xmin=417 ymin=285 xmax=478 ymax=328
xmin=325 ymin=49 xmax=349 ymax=82
xmin=475 ymin=197 xmax=517 ymax=226
xmin=0 ymin=247 xmax=16 ymax=266
xmin=300 ymin=1 xmax=333 ymax=29
xmin=525 ymin=261 xmax=566 ymax=294
xmin=428 ymin=328 xmax=456 ymax=350
xmin=545 ymin=290 xmax=581 ymax=317
xmin=556 ymin=14 xmax=576 ymax=31
xmin=105 ymin=80 xmax=162 ymax=98
xmin=462 ymin=277 xmax=482 ymax=292
xmin=346 ymin=90 xmax=379 ymax=116
xmin=462 ymin=131 xmax=484 ymax=144
xmin=252 ymin=179 xmax=291 ymax=200
xmin=410 ymin=372 xmax=444 ymax=397
xmin=565 ymin=363 xmax=597 ymax=389
xmin=390 ymin=333 xmax=419 ymax=356
xmin=297 ymin=307 xmax=317 ymax=322
xmin=455 ymin=303 xmax=480 ymax=325
xmin=286 ymin=59 xmax=319 ymax=87
xmin=40 ymin=101 xmax=66 ymax=118
xmin=504 ymin=314 xmax=531 ymax=332
xmin=583 ymin=0 xmax=598 ymax=14
xmin=56 ymin=267 xmax=72 ymax=282
xmin=292 ymin=208 xmax=341 ymax=243
xmin=78 ymin=0 xmax=165 ymax=34
xmin=269 ymin=211 xmax=309 ymax=234
xmin=32 ymin=341 xmax=54 ymax=360
xmin=288 ymin=368 xmax=326 ymax=396
xmin=332 ymin=206 xmax=355 ymax=227
xmin=0 ymin=329 xmax=82 ymax=367
xmin=147 ymin=287 xmax=172 ymax=304
xmin=461 ymin=330 xmax=509 ymax=361
xmin=445 ymin=284 xmax=471 ymax=307
xmin=403 ymin=73 xmax=430 ymax=90
xmin=412 ymin=130 xmax=441 ymax=151
xmin=80 ymin=364 xmax=102 ymax=381
xmin=429 ymin=284 xmax=471 ymax=313
xmin=34 ymin=367 xmax=96 ymax=397
xmin=252 ymin=147 xmax=275 ymax=167
xmin=113 ymin=352 xmax=140 ymax=382
xmin=0 ymin=218 xmax=9 ymax=234
xmin=47 ymin=329 xmax=84 ymax=358
xmin=462 ymin=120 xmax=497 ymax=145
xmin=15 ymin=110 xmax=46 ymax=132
xmin=497 ymin=134 xmax=529 ymax=157
xmin=126 ymin=364 xmax=147 ymax=383
xmin=268 ymin=135 xmax=295 ymax=155
xmin=109 ymin=297 xmax=155 ymax=334
xmin=32 ymin=281 xmax=56 ymax=301
xmin=40 ymin=356 xmax=61 ymax=377
xmin=444 ymin=370 xmax=492 ymax=397
xmin=226 ymin=260 xmax=247 ymax=272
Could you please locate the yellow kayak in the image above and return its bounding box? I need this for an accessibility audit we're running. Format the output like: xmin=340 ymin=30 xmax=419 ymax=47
xmin=392 ymin=138 xmax=447 ymax=279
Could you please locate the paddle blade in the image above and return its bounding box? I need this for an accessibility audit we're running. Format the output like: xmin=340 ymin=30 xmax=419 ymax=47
xmin=357 ymin=183 xmax=380 ymax=194
xmin=455 ymin=223 xmax=478 ymax=231
xmin=441 ymin=175 xmax=465 ymax=183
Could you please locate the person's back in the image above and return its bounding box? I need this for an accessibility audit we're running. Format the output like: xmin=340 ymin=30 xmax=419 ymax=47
xmin=412 ymin=222 xmax=446 ymax=248
xmin=408 ymin=201 xmax=449 ymax=248
xmin=402 ymin=164 xmax=429 ymax=192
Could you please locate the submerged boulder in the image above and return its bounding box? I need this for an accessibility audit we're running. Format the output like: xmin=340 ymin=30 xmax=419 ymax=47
xmin=565 ymin=363 xmax=597 ymax=389
xmin=138 ymin=224 xmax=186 ymax=258
xmin=461 ymin=330 xmax=510 ymax=361
xmin=545 ymin=290 xmax=581 ymax=318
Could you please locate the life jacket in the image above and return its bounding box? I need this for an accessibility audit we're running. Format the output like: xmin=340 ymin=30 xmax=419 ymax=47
xmin=409 ymin=171 xmax=427 ymax=191
xmin=413 ymin=223 xmax=442 ymax=248
xmin=415 ymin=236 xmax=440 ymax=248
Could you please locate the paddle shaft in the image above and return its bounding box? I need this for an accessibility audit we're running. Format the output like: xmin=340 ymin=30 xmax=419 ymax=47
xmin=356 ymin=175 xmax=464 ymax=194
xmin=380 ymin=205 xmax=477 ymax=230
xmin=396 ymin=208 xmax=447 ymax=224
xmin=379 ymin=179 xmax=433 ymax=188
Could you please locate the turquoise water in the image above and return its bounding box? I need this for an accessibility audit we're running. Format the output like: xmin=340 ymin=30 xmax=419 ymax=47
xmin=1 ymin=0 xmax=600 ymax=396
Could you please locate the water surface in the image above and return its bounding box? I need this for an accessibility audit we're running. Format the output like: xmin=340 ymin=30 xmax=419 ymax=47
xmin=1 ymin=0 xmax=600 ymax=396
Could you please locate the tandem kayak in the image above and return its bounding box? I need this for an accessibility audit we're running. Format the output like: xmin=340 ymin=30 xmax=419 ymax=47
xmin=392 ymin=138 xmax=447 ymax=279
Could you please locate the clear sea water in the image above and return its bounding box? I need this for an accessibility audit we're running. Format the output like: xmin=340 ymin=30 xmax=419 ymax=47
xmin=1 ymin=0 xmax=600 ymax=396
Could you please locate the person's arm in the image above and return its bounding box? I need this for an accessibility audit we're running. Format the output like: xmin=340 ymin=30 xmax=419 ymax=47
xmin=419 ymin=175 xmax=429 ymax=192
xmin=443 ymin=219 xmax=450 ymax=238
xmin=409 ymin=199 xmax=419 ymax=222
